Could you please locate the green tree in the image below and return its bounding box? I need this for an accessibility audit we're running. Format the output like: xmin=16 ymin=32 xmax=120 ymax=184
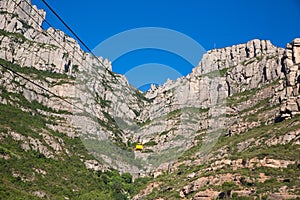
xmin=121 ymin=173 xmax=132 ymax=184
xmin=221 ymin=181 xmax=236 ymax=199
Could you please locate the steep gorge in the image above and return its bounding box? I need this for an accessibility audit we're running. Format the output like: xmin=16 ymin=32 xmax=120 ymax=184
xmin=0 ymin=0 xmax=299 ymax=199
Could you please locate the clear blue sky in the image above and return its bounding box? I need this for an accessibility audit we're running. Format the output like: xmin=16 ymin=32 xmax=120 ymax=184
xmin=31 ymin=0 xmax=300 ymax=90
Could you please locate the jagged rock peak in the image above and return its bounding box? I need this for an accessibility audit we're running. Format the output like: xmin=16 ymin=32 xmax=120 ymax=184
xmin=191 ymin=39 xmax=283 ymax=76
xmin=147 ymin=39 xmax=284 ymax=102
xmin=0 ymin=0 xmax=113 ymax=73
xmin=0 ymin=0 xmax=45 ymax=30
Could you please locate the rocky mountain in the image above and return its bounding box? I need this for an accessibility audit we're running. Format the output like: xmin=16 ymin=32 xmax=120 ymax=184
xmin=0 ymin=0 xmax=299 ymax=199
xmin=131 ymin=38 xmax=300 ymax=199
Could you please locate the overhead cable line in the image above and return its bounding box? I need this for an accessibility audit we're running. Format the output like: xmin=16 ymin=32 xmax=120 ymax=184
xmin=14 ymin=0 xmax=102 ymax=74
xmin=41 ymin=0 xmax=93 ymax=56
xmin=0 ymin=63 xmax=83 ymax=111
xmin=41 ymin=0 xmax=116 ymax=77
xmin=1 ymin=0 xmax=126 ymax=115
xmin=0 ymin=1 xmax=99 ymax=113
xmin=16 ymin=0 xmax=134 ymax=97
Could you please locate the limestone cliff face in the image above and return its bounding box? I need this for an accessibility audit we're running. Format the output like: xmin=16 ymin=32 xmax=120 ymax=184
xmin=0 ymin=0 xmax=45 ymax=30
xmin=144 ymin=39 xmax=283 ymax=119
xmin=0 ymin=0 xmax=146 ymax=127
xmin=0 ymin=0 xmax=112 ymax=73
xmin=194 ymin=39 xmax=284 ymax=93
xmin=146 ymin=39 xmax=284 ymax=103
xmin=280 ymin=39 xmax=300 ymax=118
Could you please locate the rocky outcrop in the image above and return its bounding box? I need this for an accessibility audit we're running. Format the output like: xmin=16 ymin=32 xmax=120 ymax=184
xmin=192 ymin=189 xmax=220 ymax=200
xmin=267 ymin=193 xmax=299 ymax=200
xmin=0 ymin=0 xmax=112 ymax=74
xmin=32 ymin=191 xmax=47 ymax=199
xmin=193 ymin=39 xmax=284 ymax=94
xmin=0 ymin=0 xmax=45 ymax=30
xmin=132 ymin=182 xmax=161 ymax=200
xmin=141 ymin=38 xmax=284 ymax=126
xmin=84 ymin=159 xmax=106 ymax=171
xmin=180 ymin=173 xmax=236 ymax=198
xmin=280 ymin=39 xmax=300 ymax=118
xmin=178 ymin=156 xmax=298 ymax=199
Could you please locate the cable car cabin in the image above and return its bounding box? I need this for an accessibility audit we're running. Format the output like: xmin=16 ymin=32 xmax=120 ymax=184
xmin=135 ymin=142 xmax=143 ymax=151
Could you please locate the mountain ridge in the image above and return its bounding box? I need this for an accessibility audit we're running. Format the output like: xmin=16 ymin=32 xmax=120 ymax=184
xmin=0 ymin=0 xmax=299 ymax=199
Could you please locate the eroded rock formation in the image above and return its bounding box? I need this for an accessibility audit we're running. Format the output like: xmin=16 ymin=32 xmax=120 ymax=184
xmin=280 ymin=39 xmax=300 ymax=118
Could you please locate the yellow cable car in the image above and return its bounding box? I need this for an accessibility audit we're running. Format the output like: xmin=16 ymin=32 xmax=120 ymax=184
xmin=135 ymin=136 xmax=143 ymax=151
xmin=135 ymin=142 xmax=143 ymax=151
